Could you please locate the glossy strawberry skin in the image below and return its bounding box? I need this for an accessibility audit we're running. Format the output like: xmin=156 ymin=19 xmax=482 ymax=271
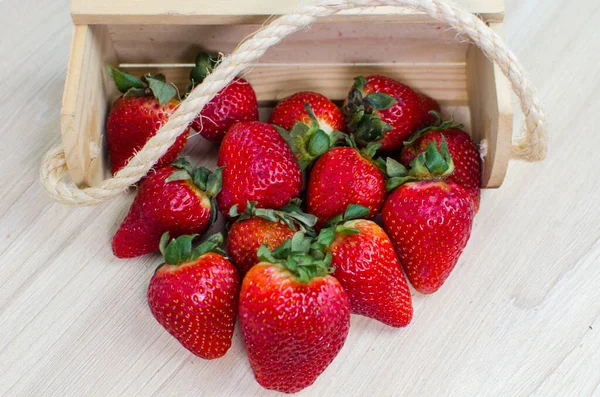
xmin=217 ymin=121 xmax=302 ymax=217
xmin=382 ymin=181 xmax=474 ymax=294
xmin=112 ymin=166 xmax=212 ymax=258
xmin=399 ymin=128 xmax=482 ymax=211
xmin=330 ymin=219 xmax=413 ymax=327
xmin=148 ymin=253 xmax=239 ymax=359
xmin=107 ymin=96 xmax=189 ymax=174
xmin=191 ymin=77 xmax=258 ymax=142
xmin=307 ymin=147 xmax=386 ymax=228
xmin=360 ymin=75 xmax=439 ymax=151
xmin=269 ymin=91 xmax=345 ymax=133
xmin=239 ymin=263 xmax=350 ymax=394
xmin=227 ymin=218 xmax=294 ymax=276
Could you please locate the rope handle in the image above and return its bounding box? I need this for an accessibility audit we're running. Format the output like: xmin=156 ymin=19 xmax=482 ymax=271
xmin=40 ymin=0 xmax=547 ymax=206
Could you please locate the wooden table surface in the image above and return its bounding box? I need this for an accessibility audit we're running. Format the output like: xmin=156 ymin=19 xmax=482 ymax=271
xmin=1 ymin=0 xmax=599 ymax=396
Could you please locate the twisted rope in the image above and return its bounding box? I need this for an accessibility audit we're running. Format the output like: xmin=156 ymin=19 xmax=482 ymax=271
xmin=40 ymin=0 xmax=546 ymax=206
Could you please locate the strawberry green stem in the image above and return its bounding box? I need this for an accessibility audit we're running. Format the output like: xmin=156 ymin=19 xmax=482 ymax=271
xmin=386 ymin=135 xmax=455 ymax=192
xmin=229 ymin=200 xmax=318 ymax=235
xmin=258 ymin=232 xmax=334 ymax=284
xmin=158 ymin=233 xmax=225 ymax=268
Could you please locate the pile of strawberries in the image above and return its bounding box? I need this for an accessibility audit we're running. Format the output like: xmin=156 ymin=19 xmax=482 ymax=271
xmin=107 ymin=53 xmax=482 ymax=394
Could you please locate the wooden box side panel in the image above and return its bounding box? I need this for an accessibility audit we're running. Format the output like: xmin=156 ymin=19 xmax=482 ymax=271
xmin=466 ymin=23 xmax=512 ymax=188
xmin=108 ymin=23 xmax=468 ymax=65
xmin=61 ymin=25 xmax=118 ymax=187
xmin=71 ymin=0 xmax=505 ymax=25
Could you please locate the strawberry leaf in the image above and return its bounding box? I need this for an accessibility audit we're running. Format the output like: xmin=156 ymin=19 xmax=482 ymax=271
xmin=146 ymin=75 xmax=177 ymax=105
xmin=188 ymin=52 xmax=221 ymax=90
xmin=404 ymin=111 xmax=465 ymax=147
xmin=172 ymin=158 xmax=194 ymax=174
xmin=190 ymin=233 xmax=224 ymax=260
xmin=354 ymin=75 xmax=366 ymax=92
xmin=261 ymin=231 xmax=334 ymax=283
xmin=229 ymin=204 xmax=240 ymax=218
xmin=206 ymin=167 xmax=223 ymax=197
xmin=107 ymin=65 xmax=144 ymax=93
xmin=386 ymin=157 xmax=409 ymax=178
xmin=159 ymin=232 xmax=171 ymax=256
xmin=317 ymin=228 xmax=335 ymax=246
xmin=308 ymin=129 xmax=330 ymax=157
xmin=365 ymin=93 xmax=397 ymax=110
xmin=123 ymin=88 xmax=147 ymax=98
xmin=359 ymin=142 xmax=381 ymax=160
xmin=192 ymin=167 xmax=210 ymax=191
xmin=343 ymin=204 xmax=370 ymax=220
xmin=166 ymin=169 xmax=192 ymax=183
xmin=304 ymin=103 xmax=319 ymax=125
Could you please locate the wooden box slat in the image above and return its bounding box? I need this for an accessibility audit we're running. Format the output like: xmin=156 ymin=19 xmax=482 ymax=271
xmin=71 ymin=0 xmax=505 ymax=25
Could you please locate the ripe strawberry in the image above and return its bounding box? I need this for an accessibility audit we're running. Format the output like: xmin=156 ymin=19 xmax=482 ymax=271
xmin=106 ymin=66 xmax=189 ymax=174
xmin=148 ymin=233 xmax=239 ymax=359
xmin=112 ymin=158 xmax=222 ymax=258
xmin=270 ymin=91 xmax=345 ymax=133
xmin=322 ymin=210 xmax=413 ymax=327
xmin=270 ymin=92 xmax=347 ymax=169
xmin=217 ymin=121 xmax=302 ymax=217
xmin=343 ymin=75 xmax=440 ymax=151
xmin=226 ymin=200 xmax=317 ymax=276
xmin=239 ymin=232 xmax=350 ymax=393
xmin=382 ymin=139 xmax=474 ymax=293
xmin=306 ymin=142 xmax=386 ymax=228
xmin=188 ymin=53 xmax=258 ymax=141
xmin=399 ymin=112 xmax=482 ymax=211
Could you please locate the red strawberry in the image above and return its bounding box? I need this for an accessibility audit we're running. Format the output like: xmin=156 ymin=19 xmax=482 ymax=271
xmin=343 ymin=75 xmax=440 ymax=151
xmin=226 ymin=201 xmax=317 ymax=276
xmin=324 ymin=215 xmax=413 ymax=327
xmin=270 ymin=92 xmax=347 ymax=170
xmin=270 ymin=91 xmax=345 ymax=133
xmin=239 ymin=233 xmax=350 ymax=393
xmin=112 ymin=158 xmax=222 ymax=258
xmin=217 ymin=121 xmax=302 ymax=217
xmin=106 ymin=67 xmax=189 ymax=175
xmin=188 ymin=53 xmax=258 ymax=141
xmin=382 ymin=139 xmax=474 ymax=293
xmin=148 ymin=233 xmax=239 ymax=359
xmin=399 ymin=113 xmax=482 ymax=211
xmin=306 ymin=143 xmax=386 ymax=228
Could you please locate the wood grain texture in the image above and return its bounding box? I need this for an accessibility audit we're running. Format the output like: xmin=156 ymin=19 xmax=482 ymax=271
xmin=107 ymin=22 xmax=468 ymax=64
xmin=71 ymin=0 xmax=505 ymax=25
xmin=466 ymin=22 xmax=512 ymax=188
xmin=61 ymin=24 xmax=118 ymax=187
xmin=1 ymin=0 xmax=600 ymax=396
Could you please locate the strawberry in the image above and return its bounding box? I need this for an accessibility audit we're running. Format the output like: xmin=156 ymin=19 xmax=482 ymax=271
xmin=343 ymin=75 xmax=440 ymax=151
xmin=270 ymin=92 xmax=348 ymax=170
xmin=106 ymin=66 xmax=189 ymax=175
xmin=270 ymin=91 xmax=345 ymax=133
xmin=382 ymin=139 xmax=474 ymax=293
xmin=399 ymin=112 xmax=482 ymax=211
xmin=226 ymin=200 xmax=317 ymax=276
xmin=239 ymin=232 xmax=350 ymax=393
xmin=306 ymin=142 xmax=386 ymax=228
xmin=319 ymin=205 xmax=413 ymax=327
xmin=112 ymin=158 xmax=222 ymax=258
xmin=217 ymin=121 xmax=302 ymax=217
xmin=148 ymin=233 xmax=239 ymax=359
xmin=188 ymin=53 xmax=258 ymax=141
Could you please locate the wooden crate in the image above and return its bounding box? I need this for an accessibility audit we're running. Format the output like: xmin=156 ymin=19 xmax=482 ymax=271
xmin=61 ymin=0 xmax=512 ymax=188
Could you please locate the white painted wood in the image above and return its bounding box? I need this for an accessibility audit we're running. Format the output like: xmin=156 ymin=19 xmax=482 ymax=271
xmin=0 ymin=0 xmax=599 ymax=396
